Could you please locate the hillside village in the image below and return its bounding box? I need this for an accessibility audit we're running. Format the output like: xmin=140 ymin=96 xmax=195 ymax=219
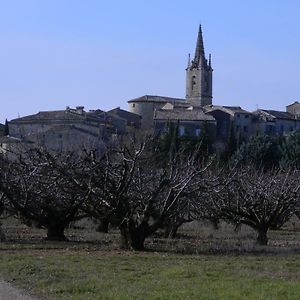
xmin=1 ymin=25 xmax=300 ymax=154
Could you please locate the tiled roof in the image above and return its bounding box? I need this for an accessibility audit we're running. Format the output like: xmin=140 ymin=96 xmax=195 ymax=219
xmin=154 ymin=108 xmax=216 ymax=122
xmin=12 ymin=110 xmax=76 ymax=121
xmin=258 ymin=109 xmax=296 ymax=120
xmin=107 ymin=108 xmax=141 ymax=119
xmin=205 ymin=105 xmax=251 ymax=116
xmin=128 ymin=95 xmax=186 ymax=104
xmin=287 ymin=101 xmax=300 ymax=108
xmin=9 ymin=108 xmax=110 ymax=124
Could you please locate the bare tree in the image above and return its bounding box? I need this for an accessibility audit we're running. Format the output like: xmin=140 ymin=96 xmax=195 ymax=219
xmin=0 ymin=149 xmax=88 ymax=241
xmin=85 ymin=137 xmax=213 ymax=250
xmin=203 ymin=168 xmax=300 ymax=245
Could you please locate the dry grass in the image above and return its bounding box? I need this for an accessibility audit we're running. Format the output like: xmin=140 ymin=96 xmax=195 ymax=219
xmin=1 ymin=216 xmax=300 ymax=255
xmin=0 ymin=217 xmax=300 ymax=299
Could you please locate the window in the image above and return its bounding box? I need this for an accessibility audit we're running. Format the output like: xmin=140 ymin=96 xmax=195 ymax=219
xmin=195 ymin=128 xmax=201 ymax=136
xmin=237 ymin=114 xmax=240 ymax=118
xmin=245 ymin=115 xmax=249 ymax=119
xmin=132 ymin=104 xmax=135 ymax=108
xmin=244 ymin=126 xmax=248 ymax=133
xmin=179 ymin=126 xmax=185 ymax=136
xmin=266 ymin=125 xmax=273 ymax=133
xmin=191 ymin=76 xmax=196 ymax=90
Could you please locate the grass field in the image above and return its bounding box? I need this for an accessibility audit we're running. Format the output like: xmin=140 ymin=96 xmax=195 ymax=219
xmin=0 ymin=218 xmax=299 ymax=299
xmin=0 ymin=250 xmax=300 ymax=300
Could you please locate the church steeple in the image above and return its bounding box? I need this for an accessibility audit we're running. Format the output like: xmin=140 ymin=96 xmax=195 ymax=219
xmin=186 ymin=25 xmax=213 ymax=107
xmin=193 ymin=24 xmax=205 ymax=68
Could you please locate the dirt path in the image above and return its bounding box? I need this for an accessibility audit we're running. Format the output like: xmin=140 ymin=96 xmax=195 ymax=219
xmin=0 ymin=280 xmax=37 ymax=300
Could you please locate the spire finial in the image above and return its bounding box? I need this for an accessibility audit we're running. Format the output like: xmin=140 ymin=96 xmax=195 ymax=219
xmin=209 ymin=53 xmax=212 ymax=67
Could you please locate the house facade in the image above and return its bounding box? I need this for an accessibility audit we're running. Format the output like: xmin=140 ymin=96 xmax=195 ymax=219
xmin=154 ymin=104 xmax=216 ymax=138
xmin=253 ymin=104 xmax=300 ymax=136
xmin=7 ymin=106 xmax=127 ymax=152
xmin=205 ymin=106 xmax=255 ymax=142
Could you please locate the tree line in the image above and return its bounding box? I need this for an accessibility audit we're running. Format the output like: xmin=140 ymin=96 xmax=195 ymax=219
xmin=0 ymin=132 xmax=300 ymax=250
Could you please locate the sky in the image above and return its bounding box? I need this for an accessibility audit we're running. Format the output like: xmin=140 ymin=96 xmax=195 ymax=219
xmin=1 ymin=0 xmax=300 ymax=122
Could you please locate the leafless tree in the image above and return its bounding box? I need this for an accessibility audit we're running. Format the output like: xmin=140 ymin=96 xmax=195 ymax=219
xmin=201 ymin=168 xmax=300 ymax=245
xmin=0 ymin=149 xmax=88 ymax=241
xmin=84 ymin=137 xmax=213 ymax=250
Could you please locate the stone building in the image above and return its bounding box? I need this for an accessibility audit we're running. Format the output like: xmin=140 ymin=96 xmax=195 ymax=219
xmin=0 ymin=135 xmax=34 ymax=158
xmin=205 ymin=105 xmax=255 ymax=143
xmin=8 ymin=106 xmax=127 ymax=152
xmin=128 ymin=25 xmax=213 ymax=131
xmin=154 ymin=104 xmax=216 ymax=137
xmin=286 ymin=101 xmax=300 ymax=118
xmin=253 ymin=102 xmax=300 ymax=136
xmin=128 ymin=95 xmax=187 ymax=130
xmin=107 ymin=107 xmax=142 ymax=130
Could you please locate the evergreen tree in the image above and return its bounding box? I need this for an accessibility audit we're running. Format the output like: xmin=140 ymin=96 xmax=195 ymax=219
xmin=279 ymin=130 xmax=300 ymax=170
xmin=4 ymin=119 xmax=9 ymax=136
xmin=231 ymin=134 xmax=280 ymax=169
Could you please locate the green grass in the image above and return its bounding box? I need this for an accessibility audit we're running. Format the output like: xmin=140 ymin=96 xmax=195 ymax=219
xmin=0 ymin=251 xmax=299 ymax=300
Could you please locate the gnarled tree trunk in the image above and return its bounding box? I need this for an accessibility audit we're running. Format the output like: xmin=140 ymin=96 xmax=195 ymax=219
xmin=0 ymin=224 xmax=6 ymax=242
xmin=46 ymin=223 xmax=67 ymax=241
xmin=256 ymin=228 xmax=268 ymax=246
xmin=164 ymin=222 xmax=182 ymax=239
xmin=97 ymin=219 xmax=109 ymax=233
xmin=119 ymin=221 xmax=149 ymax=251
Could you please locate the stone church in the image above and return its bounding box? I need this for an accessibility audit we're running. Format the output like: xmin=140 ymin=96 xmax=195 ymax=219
xmin=128 ymin=25 xmax=215 ymax=135
xmin=127 ymin=26 xmax=300 ymax=143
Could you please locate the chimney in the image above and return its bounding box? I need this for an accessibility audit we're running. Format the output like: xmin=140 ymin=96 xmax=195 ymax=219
xmin=76 ymin=106 xmax=84 ymax=114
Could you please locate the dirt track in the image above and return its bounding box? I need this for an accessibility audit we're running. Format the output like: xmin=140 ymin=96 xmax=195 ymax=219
xmin=0 ymin=280 xmax=36 ymax=300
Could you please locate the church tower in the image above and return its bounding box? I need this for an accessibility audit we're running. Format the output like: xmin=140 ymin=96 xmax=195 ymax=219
xmin=186 ymin=25 xmax=213 ymax=107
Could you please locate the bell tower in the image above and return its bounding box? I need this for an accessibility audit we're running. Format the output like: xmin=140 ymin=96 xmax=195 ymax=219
xmin=186 ymin=25 xmax=213 ymax=107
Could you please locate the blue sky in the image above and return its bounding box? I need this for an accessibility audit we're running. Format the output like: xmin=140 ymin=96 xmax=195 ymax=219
xmin=1 ymin=0 xmax=300 ymax=122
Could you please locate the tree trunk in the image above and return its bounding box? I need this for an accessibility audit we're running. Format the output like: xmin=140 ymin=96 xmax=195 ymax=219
xmin=119 ymin=221 xmax=147 ymax=251
xmin=164 ymin=223 xmax=180 ymax=239
xmin=211 ymin=219 xmax=220 ymax=230
xmin=0 ymin=225 xmax=6 ymax=242
xmin=46 ymin=223 xmax=67 ymax=241
xmin=256 ymin=228 xmax=268 ymax=246
xmin=97 ymin=219 xmax=109 ymax=233
xmin=234 ymin=222 xmax=242 ymax=232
